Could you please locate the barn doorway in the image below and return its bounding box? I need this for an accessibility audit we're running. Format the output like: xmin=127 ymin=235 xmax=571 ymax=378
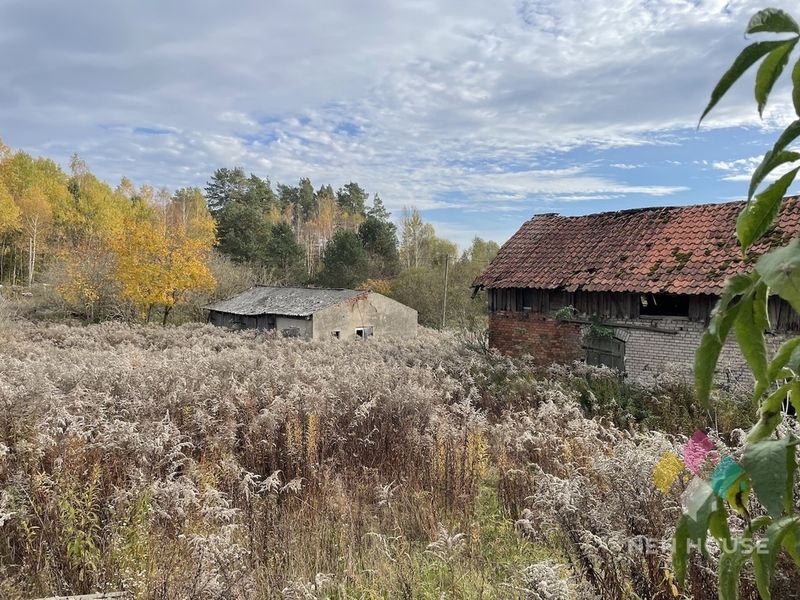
xmin=584 ymin=335 xmax=625 ymax=372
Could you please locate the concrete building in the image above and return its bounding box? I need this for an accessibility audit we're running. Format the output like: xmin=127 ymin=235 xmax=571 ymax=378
xmin=473 ymin=198 xmax=800 ymax=384
xmin=205 ymin=286 xmax=417 ymax=340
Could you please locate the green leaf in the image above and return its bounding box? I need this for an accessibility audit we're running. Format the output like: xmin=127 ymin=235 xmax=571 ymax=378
xmin=720 ymin=274 xmax=759 ymax=308
xmin=756 ymin=40 xmax=798 ymax=116
xmin=786 ymin=435 xmax=798 ymax=515
xmin=753 ymin=541 xmax=770 ymax=597
xmin=752 ymin=517 xmax=800 ymax=599
xmin=767 ymin=338 xmax=800 ymax=379
xmin=734 ymin=288 xmax=770 ymax=388
xmin=673 ymin=514 xmax=689 ymax=585
xmin=737 ymin=167 xmax=799 ymax=252
xmin=773 ymin=119 xmax=800 ymax=155
xmin=747 ymin=8 xmax=800 ymax=35
xmin=756 ymin=238 xmax=800 ymax=313
xmin=742 ymin=436 xmax=796 ymax=517
xmin=726 ymin=475 xmax=752 ymax=517
xmin=708 ymin=504 xmax=733 ymax=544
xmin=696 ymin=331 xmax=724 ymax=408
xmin=700 ymin=41 xmax=790 ymax=124
xmin=754 ymin=278 xmax=770 ymax=332
xmin=749 ymin=383 xmax=791 ymax=442
xmin=791 ymin=379 xmax=800 ymax=417
xmin=696 ymin=300 xmax=743 ymax=407
xmin=745 ymin=516 xmax=774 ymax=599
xmin=792 ymin=60 xmax=800 ymax=115
xmin=783 ymin=525 xmax=800 ymax=565
xmin=748 ymin=149 xmax=800 ymax=200
xmin=748 ymin=514 xmax=775 ymax=534
xmin=719 ymin=535 xmax=750 ymax=600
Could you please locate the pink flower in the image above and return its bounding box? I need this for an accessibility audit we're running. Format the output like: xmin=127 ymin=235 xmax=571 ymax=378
xmin=682 ymin=431 xmax=715 ymax=475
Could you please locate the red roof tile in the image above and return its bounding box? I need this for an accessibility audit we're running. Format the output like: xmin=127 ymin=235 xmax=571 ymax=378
xmin=474 ymin=198 xmax=800 ymax=295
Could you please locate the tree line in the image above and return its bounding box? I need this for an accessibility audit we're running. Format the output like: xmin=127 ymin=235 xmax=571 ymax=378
xmin=0 ymin=138 xmax=498 ymax=327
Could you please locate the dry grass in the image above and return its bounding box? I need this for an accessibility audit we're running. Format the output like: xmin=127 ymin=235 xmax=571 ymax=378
xmin=0 ymin=322 xmax=781 ymax=599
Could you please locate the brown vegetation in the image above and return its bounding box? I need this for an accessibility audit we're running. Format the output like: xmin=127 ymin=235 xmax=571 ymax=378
xmin=0 ymin=323 xmax=794 ymax=598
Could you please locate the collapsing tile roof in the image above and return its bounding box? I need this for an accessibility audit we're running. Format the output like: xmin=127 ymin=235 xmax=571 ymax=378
xmin=474 ymin=198 xmax=800 ymax=295
xmin=204 ymin=286 xmax=366 ymax=317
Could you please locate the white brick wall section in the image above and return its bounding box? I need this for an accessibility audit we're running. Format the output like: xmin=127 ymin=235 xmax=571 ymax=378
xmin=587 ymin=318 xmax=791 ymax=388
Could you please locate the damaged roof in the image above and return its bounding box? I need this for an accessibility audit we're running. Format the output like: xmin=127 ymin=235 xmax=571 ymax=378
xmin=474 ymin=198 xmax=800 ymax=295
xmin=204 ymin=286 xmax=366 ymax=317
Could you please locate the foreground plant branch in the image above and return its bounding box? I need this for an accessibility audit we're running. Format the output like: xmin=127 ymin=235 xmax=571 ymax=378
xmin=676 ymin=7 xmax=800 ymax=599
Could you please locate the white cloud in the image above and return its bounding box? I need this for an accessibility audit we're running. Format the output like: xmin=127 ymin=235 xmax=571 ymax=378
xmin=0 ymin=0 xmax=795 ymax=232
xmin=712 ymin=156 xmax=762 ymax=181
xmin=712 ymin=154 xmax=799 ymax=184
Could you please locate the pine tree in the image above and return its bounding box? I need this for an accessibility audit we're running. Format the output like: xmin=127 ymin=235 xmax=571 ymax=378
xmin=317 ymin=229 xmax=368 ymax=288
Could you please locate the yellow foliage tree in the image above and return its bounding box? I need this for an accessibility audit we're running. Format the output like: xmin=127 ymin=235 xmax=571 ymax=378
xmin=0 ymin=151 xmax=71 ymax=285
xmin=115 ymin=177 xmax=136 ymax=200
xmin=57 ymin=238 xmax=118 ymax=321
xmin=0 ymin=181 xmax=20 ymax=282
xmin=0 ymin=181 xmax=20 ymax=236
xmin=167 ymin=187 xmax=216 ymax=247
xmin=55 ymin=157 xmax=138 ymax=319
xmin=305 ymin=192 xmax=339 ymax=271
xmin=17 ymin=185 xmax=53 ymax=285
xmin=339 ymin=210 xmax=364 ymax=232
xmin=68 ymin=175 xmax=131 ymax=241
xmin=359 ymin=278 xmax=391 ymax=295
xmin=111 ymin=213 xmax=215 ymax=324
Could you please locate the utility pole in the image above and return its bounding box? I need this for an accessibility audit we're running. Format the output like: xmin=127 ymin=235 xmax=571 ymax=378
xmin=441 ymin=254 xmax=449 ymax=329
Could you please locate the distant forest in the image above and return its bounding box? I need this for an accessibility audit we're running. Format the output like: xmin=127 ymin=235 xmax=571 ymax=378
xmin=0 ymin=137 xmax=498 ymax=327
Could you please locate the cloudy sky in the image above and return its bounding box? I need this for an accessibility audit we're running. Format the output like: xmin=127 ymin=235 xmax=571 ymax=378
xmin=1 ymin=0 xmax=798 ymax=248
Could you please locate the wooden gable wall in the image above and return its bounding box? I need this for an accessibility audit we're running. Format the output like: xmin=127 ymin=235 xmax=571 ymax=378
xmin=487 ymin=288 xmax=800 ymax=332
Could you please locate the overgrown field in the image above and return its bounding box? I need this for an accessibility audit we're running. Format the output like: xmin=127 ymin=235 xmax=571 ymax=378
xmin=0 ymin=323 xmax=793 ymax=599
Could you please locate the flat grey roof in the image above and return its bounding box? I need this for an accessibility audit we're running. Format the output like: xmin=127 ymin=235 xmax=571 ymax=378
xmin=204 ymin=286 xmax=366 ymax=317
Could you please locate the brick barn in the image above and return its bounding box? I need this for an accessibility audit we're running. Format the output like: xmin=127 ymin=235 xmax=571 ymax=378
xmin=473 ymin=199 xmax=800 ymax=383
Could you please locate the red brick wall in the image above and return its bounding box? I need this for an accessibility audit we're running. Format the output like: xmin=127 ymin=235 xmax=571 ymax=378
xmin=489 ymin=311 xmax=583 ymax=365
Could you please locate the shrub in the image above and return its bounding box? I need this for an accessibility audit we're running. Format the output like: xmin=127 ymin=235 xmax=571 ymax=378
xmin=548 ymin=361 xmax=755 ymax=435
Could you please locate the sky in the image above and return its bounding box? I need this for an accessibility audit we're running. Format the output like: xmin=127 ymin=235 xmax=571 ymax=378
xmin=1 ymin=0 xmax=799 ymax=249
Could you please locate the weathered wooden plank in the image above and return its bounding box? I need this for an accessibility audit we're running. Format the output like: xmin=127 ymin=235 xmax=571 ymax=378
xmin=564 ymin=317 xmax=679 ymax=334
xmin=489 ymin=287 xmax=800 ymax=331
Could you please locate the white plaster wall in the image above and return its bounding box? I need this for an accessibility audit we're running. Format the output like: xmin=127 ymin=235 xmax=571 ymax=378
xmin=311 ymin=292 xmax=417 ymax=340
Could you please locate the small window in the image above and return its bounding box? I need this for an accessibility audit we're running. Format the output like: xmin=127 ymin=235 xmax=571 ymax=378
xmin=355 ymin=326 xmax=374 ymax=339
xmin=522 ymin=289 xmax=536 ymax=311
xmin=282 ymin=327 xmax=301 ymax=338
xmin=331 ymin=330 xmax=341 ymax=339
xmin=639 ymin=293 xmax=690 ymax=318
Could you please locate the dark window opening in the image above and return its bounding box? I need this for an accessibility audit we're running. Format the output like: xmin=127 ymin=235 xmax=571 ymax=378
xmin=639 ymin=293 xmax=690 ymax=318
xmin=356 ymin=326 xmax=374 ymax=339
xmin=522 ymin=289 xmax=535 ymax=310
xmin=331 ymin=330 xmax=341 ymax=339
